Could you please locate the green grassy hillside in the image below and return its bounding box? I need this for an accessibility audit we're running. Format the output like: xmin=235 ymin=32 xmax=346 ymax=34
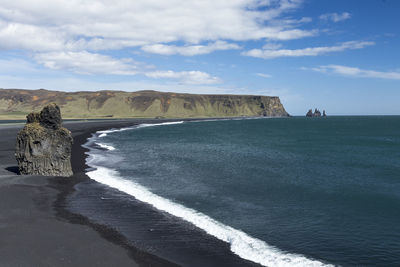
xmin=0 ymin=89 xmax=289 ymax=119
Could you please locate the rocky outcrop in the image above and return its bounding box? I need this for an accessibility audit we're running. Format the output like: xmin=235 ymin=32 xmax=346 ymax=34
xmin=15 ymin=103 xmax=73 ymax=176
xmin=306 ymin=108 xmax=325 ymax=117
xmin=0 ymin=89 xmax=289 ymax=118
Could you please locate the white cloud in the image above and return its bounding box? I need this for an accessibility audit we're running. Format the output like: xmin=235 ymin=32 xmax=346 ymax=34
xmin=309 ymin=65 xmax=400 ymax=80
xmin=34 ymin=51 xmax=140 ymax=75
xmin=269 ymin=16 xmax=312 ymax=27
xmin=242 ymin=41 xmax=374 ymax=59
xmin=319 ymin=12 xmax=351 ymax=22
xmin=0 ymin=20 xmax=67 ymax=52
xmin=141 ymin=41 xmax=240 ymax=56
xmin=145 ymin=70 xmax=221 ymax=84
xmin=31 ymin=51 xmax=221 ymax=85
xmin=262 ymin=43 xmax=283 ymax=50
xmin=0 ymin=0 xmax=314 ymax=54
xmin=255 ymin=73 xmax=272 ymax=78
xmin=262 ymin=28 xmax=317 ymax=41
xmin=0 ymin=74 xmax=231 ymax=94
xmin=0 ymin=0 xmax=320 ymax=83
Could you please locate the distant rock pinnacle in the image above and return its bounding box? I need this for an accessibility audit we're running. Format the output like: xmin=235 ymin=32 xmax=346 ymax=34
xmin=306 ymin=108 xmax=326 ymax=117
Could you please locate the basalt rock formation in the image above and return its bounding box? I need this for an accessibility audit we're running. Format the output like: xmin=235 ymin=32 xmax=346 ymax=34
xmin=306 ymin=108 xmax=325 ymax=117
xmin=15 ymin=103 xmax=73 ymax=176
xmin=0 ymin=89 xmax=289 ymax=118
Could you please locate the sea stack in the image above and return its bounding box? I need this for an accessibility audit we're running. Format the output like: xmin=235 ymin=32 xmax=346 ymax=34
xmin=15 ymin=103 xmax=73 ymax=176
xmin=306 ymin=108 xmax=325 ymax=117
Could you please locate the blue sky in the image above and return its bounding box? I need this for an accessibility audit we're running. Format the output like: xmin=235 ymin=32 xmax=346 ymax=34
xmin=0 ymin=0 xmax=399 ymax=115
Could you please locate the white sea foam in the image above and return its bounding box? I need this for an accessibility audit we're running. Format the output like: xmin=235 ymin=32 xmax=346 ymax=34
xmin=97 ymin=121 xmax=184 ymax=137
xmin=95 ymin=142 xmax=116 ymax=151
xmin=86 ymin=165 xmax=331 ymax=267
xmin=98 ymin=127 xmax=134 ymax=137
xmin=85 ymin=120 xmax=332 ymax=267
xmin=135 ymin=120 xmax=184 ymax=129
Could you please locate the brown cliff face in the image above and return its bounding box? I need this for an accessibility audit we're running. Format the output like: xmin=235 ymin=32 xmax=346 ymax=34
xmin=0 ymin=89 xmax=289 ymax=119
xmin=15 ymin=103 xmax=73 ymax=176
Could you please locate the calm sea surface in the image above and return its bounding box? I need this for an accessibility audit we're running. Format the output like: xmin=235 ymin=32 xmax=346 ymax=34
xmin=86 ymin=116 xmax=400 ymax=266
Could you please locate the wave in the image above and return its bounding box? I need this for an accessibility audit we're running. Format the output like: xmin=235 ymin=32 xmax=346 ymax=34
xmin=97 ymin=121 xmax=184 ymax=137
xmin=84 ymin=121 xmax=331 ymax=267
xmin=95 ymin=142 xmax=116 ymax=151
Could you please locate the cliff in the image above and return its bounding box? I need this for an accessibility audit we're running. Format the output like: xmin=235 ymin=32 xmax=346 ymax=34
xmin=0 ymin=89 xmax=289 ymax=119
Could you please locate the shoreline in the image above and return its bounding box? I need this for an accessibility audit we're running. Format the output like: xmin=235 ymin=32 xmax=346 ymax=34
xmin=0 ymin=118 xmax=259 ymax=266
xmin=0 ymin=119 xmax=180 ymax=266
xmin=66 ymin=119 xmax=262 ymax=267
xmin=53 ymin=119 xmax=182 ymax=266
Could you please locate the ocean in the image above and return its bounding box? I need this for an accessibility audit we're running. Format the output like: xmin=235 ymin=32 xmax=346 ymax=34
xmin=72 ymin=116 xmax=400 ymax=266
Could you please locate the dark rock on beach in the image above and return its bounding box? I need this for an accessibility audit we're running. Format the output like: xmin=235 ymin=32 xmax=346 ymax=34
xmin=15 ymin=103 xmax=73 ymax=176
xmin=39 ymin=103 xmax=62 ymax=129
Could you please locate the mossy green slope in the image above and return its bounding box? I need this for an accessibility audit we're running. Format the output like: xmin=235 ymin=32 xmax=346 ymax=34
xmin=0 ymin=89 xmax=289 ymax=119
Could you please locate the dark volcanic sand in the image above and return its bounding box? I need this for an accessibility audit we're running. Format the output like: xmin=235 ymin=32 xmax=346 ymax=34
xmin=0 ymin=119 xmax=259 ymax=267
xmin=0 ymin=120 xmax=177 ymax=267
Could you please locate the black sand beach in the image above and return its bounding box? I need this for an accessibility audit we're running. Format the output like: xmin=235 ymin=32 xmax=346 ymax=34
xmin=0 ymin=120 xmax=178 ymax=266
xmin=0 ymin=119 xmax=259 ymax=267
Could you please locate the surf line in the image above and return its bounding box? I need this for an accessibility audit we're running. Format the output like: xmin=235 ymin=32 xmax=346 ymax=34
xmin=84 ymin=121 xmax=332 ymax=267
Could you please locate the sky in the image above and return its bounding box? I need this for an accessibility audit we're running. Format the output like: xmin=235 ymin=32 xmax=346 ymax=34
xmin=0 ymin=0 xmax=399 ymax=115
